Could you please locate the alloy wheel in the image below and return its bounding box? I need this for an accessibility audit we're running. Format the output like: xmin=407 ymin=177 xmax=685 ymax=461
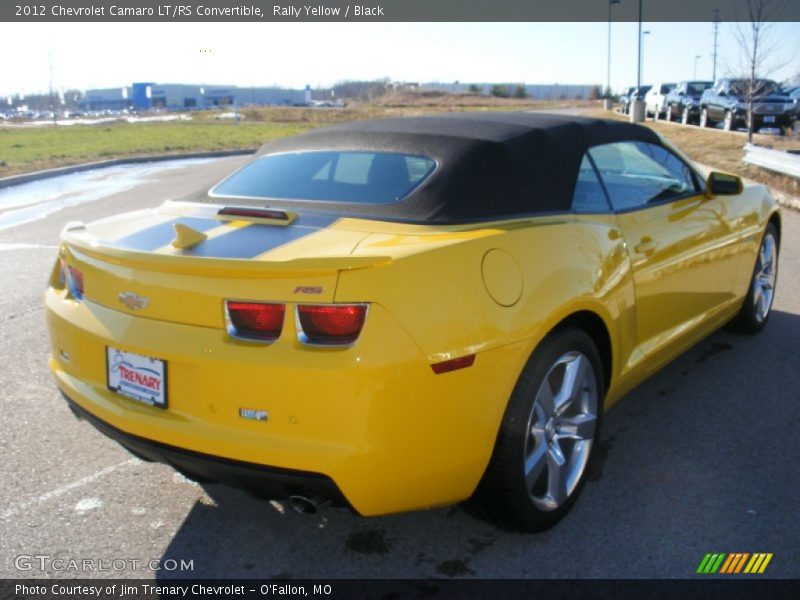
xmin=523 ymin=351 xmax=598 ymax=511
xmin=753 ymin=232 xmax=777 ymax=323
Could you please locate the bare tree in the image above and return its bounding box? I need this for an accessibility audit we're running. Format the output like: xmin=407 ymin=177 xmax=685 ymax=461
xmin=728 ymin=0 xmax=791 ymax=142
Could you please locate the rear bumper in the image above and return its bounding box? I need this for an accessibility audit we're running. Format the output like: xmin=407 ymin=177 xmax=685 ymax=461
xmin=63 ymin=391 xmax=348 ymax=507
xmin=46 ymin=289 xmax=522 ymax=516
xmin=733 ymin=110 xmax=793 ymax=126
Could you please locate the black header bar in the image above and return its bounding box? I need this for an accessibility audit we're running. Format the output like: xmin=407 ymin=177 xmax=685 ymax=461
xmin=3 ymin=0 xmax=800 ymax=22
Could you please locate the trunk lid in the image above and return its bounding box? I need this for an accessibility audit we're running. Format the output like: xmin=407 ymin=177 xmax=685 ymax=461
xmin=60 ymin=201 xmax=390 ymax=328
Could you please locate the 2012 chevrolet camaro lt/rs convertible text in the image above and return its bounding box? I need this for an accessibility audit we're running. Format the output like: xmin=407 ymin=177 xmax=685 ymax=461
xmin=46 ymin=113 xmax=780 ymax=531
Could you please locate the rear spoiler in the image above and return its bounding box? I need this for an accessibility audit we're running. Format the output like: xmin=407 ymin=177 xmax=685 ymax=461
xmin=61 ymin=224 xmax=392 ymax=278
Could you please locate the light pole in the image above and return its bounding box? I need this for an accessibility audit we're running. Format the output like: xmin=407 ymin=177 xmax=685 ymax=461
xmin=636 ymin=0 xmax=642 ymax=89
xmin=632 ymin=0 xmax=645 ymax=122
xmin=606 ymin=0 xmax=621 ymax=102
xmin=694 ymin=55 xmax=701 ymax=79
xmin=640 ymin=30 xmax=651 ymax=84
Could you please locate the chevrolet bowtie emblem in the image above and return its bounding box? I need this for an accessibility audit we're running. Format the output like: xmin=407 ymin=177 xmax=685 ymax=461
xmin=119 ymin=291 xmax=150 ymax=311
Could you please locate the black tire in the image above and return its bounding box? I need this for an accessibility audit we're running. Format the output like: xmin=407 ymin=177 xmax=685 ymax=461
xmin=731 ymin=223 xmax=779 ymax=334
xmin=467 ymin=328 xmax=605 ymax=532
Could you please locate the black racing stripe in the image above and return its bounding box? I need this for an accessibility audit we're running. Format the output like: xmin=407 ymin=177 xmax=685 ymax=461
xmin=112 ymin=217 xmax=219 ymax=252
xmin=182 ymin=216 xmax=338 ymax=259
xmin=293 ymin=213 xmax=341 ymax=228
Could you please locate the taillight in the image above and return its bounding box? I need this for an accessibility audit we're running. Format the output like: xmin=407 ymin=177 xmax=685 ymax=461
xmin=61 ymin=259 xmax=84 ymax=300
xmin=55 ymin=259 xmax=66 ymax=288
xmin=225 ymin=301 xmax=285 ymax=342
xmin=218 ymin=206 xmax=293 ymax=222
xmin=296 ymin=304 xmax=368 ymax=346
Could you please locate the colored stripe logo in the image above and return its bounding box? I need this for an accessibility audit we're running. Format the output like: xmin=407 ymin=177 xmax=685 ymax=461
xmin=696 ymin=553 xmax=773 ymax=574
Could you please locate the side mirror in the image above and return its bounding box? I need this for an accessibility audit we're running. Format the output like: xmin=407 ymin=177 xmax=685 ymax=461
xmin=706 ymin=171 xmax=743 ymax=196
xmin=718 ymin=91 xmax=727 ymax=97
xmin=679 ymin=91 xmax=685 ymax=96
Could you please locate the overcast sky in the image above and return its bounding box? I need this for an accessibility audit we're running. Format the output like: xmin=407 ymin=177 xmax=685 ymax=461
xmin=1 ymin=21 xmax=798 ymax=98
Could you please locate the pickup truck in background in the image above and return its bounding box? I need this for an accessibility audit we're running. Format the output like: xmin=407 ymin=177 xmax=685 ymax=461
xmin=645 ymin=82 xmax=675 ymax=118
xmin=699 ymin=79 xmax=796 ymax=133
xmin=617 ymin=87 xmax=636 ymax=114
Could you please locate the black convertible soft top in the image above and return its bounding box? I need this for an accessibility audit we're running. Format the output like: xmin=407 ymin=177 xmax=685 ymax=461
xmin=206 ymin=112 xmax=662 ymax=224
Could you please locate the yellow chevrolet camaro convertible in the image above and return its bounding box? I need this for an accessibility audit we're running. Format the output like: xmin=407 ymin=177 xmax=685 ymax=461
xmin=46 ymin=113 xmax=780 ymax=531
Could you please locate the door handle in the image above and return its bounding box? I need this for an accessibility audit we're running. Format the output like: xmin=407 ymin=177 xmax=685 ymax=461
xmin=634 ymin=236 xmax=658 ymax=256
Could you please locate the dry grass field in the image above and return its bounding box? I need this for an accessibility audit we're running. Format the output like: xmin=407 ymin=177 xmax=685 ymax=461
xmin=1 ymin=92 xmax=583 ymax=177
xmin=1 ymin=91 xmax=797 ymax=202
xmin=586 ymin=108 xmax=800 ymax=199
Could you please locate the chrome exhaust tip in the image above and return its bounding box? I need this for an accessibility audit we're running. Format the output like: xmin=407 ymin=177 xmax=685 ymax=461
xmin=288 ymin=495 xmax=324 ymax=515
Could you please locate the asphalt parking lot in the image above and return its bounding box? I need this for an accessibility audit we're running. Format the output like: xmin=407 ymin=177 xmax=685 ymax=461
xmin=0 ymin=156 xmax=798 ymax=580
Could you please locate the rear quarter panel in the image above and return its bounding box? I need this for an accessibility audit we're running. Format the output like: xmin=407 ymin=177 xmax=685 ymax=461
xmin=336 ymin=213 xmax=636 ymax=408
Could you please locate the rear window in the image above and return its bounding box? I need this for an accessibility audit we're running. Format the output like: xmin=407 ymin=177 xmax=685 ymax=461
xmin=210 ymin=151 xmax=437 ymax=204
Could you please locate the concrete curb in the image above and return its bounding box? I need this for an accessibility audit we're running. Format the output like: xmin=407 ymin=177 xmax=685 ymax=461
xmin=773 ymin=190 xmax=800 ymax=211
xmin=0 ymin=149 xmax=256 ymax=190
xmin=696 ymin=162 xmax=799 ymax=212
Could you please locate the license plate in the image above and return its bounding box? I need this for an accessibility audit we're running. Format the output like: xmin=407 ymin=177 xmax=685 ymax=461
xmin=764 ymin=116 xmax=776 ymax=123
xmin=106 ymin=347 xmax=167 ymax=408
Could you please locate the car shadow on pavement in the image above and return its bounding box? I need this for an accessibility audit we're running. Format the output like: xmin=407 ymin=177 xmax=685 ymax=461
xmin=155 ymin=310 xmax=800 ymax=580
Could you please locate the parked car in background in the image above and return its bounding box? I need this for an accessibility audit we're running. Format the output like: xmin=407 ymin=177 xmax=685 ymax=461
xmin=645 ymin=82 xmax=676 ymax=118
xmin=664 ymin=81 xmax=714 ymax=123
xmin=618 ymin=87 xmax=636 ymax=113
xmin=624 ymin=85 xmax=652 ymax=114
xmin=787 ymin=88 xmax=800 ymax=119
xmin=699 ymin=79 xmax=796 ymax=133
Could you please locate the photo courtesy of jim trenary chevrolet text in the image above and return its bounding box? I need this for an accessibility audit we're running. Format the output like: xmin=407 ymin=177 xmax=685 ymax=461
xmin=1 ymin=0 xmax=799 ymax=598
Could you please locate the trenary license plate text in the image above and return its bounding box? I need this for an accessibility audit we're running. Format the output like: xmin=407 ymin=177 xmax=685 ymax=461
xmin=106 ymin=347 xmax=167 ymax=408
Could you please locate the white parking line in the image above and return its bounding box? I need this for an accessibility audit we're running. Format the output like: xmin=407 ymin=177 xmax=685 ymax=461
xmin=0 ymin=243 xmax=59 ymax=251
xmin=0 ymin=458 xmax=139 ymax=520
